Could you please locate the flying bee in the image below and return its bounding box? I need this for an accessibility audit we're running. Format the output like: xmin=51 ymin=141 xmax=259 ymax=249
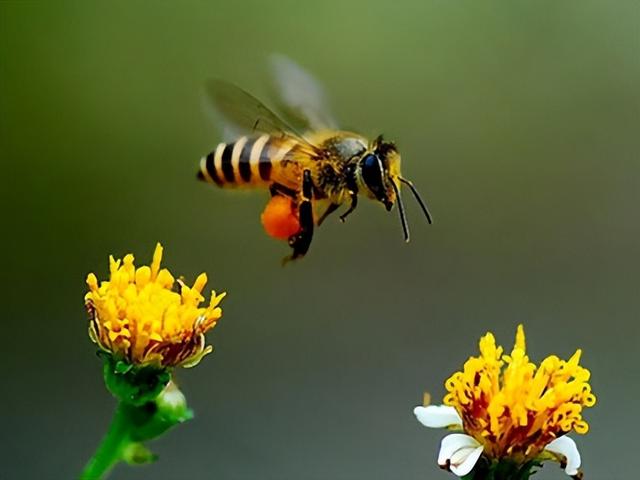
xmin=197 ymin=55 xmax=432 ymax=262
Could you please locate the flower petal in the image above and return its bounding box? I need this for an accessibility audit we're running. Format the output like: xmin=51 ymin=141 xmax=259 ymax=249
xmin=545 ymin=436 xmax=581 ymax=476
xmin=438 ymin=433 xmax=483 ymax=477
xmin=450 ymin=445 xmax=484 ymax=477
xmin=414 ymin=405 xmax=463 ymax=428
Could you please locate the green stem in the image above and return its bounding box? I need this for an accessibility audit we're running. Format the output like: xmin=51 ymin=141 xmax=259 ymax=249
xmin=80 ymin=404 xmax=130 ymax=480
xmin=80 ymin=360 xmax=191 ymax=479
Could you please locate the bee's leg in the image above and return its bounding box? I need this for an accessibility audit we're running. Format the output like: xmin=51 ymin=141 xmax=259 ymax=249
xmin=339 ymin=164 xmax=359 ymax=223
xmin=317 ymin=203 xmax=340 ymax=226
xmin=339 ymin=192 xmax=358 ymax=223
xmin=269 ymin=183 xmax=297 ymax=199
xmin=284 ymin=170 xmax=314 ymax=263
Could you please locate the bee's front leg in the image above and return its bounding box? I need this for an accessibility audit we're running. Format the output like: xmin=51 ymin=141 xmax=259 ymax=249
xmin=284 ymin=170 xmax=314 ymax=263
xmin=339 ymin=164 xmax=359 ymax=223
xmin=339 ymin=192 xmax=358 ymax=222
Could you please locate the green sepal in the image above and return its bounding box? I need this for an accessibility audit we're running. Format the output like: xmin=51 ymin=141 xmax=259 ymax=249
xmin=462 ymin=456 xmax=543 ymax=480
xmin=114 ymin=360 xmax=134 ymax=374
xmin=99 ymin=351 xmax=170 ymax=406
xmin=122 ymin=442 xmax=158 ymax=465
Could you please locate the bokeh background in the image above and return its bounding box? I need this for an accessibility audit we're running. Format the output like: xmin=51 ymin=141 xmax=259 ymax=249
xmin=1 ymin=1 xmax=638 ymax=479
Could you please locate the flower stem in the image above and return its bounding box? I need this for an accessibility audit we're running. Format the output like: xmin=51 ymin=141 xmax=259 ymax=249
xmin=80 ymin=404 xmax=130 ymax=480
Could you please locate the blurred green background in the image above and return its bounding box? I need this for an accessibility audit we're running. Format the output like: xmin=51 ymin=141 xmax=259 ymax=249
xmin=1 ymin=1 xmax=638 ymax=479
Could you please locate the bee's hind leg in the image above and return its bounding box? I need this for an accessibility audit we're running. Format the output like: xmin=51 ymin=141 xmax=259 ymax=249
xmin=269 ymin=183 xmax=297 ymax=199
xmin=283 ymin=170 xmax=314 ymax=264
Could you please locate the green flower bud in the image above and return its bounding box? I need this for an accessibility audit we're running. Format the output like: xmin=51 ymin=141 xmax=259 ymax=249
xmin=100 ymin=352 xmax=170 ymax=406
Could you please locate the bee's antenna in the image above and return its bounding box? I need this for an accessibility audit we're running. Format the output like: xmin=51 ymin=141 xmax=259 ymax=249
xmin=399 ymin=177 xmax=433 ymax=224
xmin=391 ymin=180 xmax=410 ymax=242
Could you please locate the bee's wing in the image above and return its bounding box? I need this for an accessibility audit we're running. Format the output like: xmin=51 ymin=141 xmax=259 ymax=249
xmin=268 ymin=54 xmax=339 ymax=131
xmin=204 ymin=78 xmax=316 ymax=146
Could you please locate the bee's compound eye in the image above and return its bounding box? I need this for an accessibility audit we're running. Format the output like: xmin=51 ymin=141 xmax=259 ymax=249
xmin=362 ymin=153 xmax=377 ymax=169
xmin=361 ymin=154 xmax=385 ymax=198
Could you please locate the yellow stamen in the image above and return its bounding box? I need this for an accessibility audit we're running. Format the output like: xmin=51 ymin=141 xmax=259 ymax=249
xmin=84 ymin=243 xmax=225 ymax=368
xmin=443 ymin=325 xmax=596 ymax=461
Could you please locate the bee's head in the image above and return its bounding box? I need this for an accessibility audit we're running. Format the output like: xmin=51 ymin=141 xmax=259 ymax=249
xmin=358 ymin=135 xmax=432 ymax=242
xmin=358 ymin=136 xmax=401 ymax=210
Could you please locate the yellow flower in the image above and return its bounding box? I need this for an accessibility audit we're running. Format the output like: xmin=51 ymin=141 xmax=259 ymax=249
xmin=414 ymin=325 xmax=596 ymax=478
xmin=85 ymin=243 xmax=226 ymax=368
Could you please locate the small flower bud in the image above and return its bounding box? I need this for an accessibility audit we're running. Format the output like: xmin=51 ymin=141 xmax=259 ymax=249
xmin=155 ymin=381 xmax=192 ymax=424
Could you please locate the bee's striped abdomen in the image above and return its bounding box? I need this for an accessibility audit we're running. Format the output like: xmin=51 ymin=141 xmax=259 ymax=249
xmin=198 ymin=134 xmax=299 ymax=188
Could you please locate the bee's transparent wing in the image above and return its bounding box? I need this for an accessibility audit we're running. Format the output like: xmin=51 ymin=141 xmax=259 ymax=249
xmin=204 ymin=78 xmax=314 ymax=145
xmin=268 ymin=54 xmax=338 ymax=131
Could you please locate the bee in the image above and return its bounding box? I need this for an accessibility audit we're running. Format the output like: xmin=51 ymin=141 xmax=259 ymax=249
xmin=197 ymin=55 xmax=432 ymax=262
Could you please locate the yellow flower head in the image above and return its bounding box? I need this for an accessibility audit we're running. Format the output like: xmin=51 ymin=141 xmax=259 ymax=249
xmin=85 ymin=243 xmax=226 ymax=368
xmin=443 ymin=325 xmax=596 ymax=462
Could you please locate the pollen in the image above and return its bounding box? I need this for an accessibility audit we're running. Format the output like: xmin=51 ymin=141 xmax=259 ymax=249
xmin=261 ymin=195 xmax=300 ymax=240
xmin=443 ymin=325 xmax=596 ymax=461
xmin=85 ymin=243 xmax=226 ymax=368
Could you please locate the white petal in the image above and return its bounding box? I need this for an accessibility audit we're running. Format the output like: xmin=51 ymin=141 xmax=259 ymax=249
xmin=413 ymin=405 xmax=463 ymax=428
xmin=450 ymin=445 xmax=484 ymax=476
xmin=545 ymin=436 xmax=581 ymax=476
xmin=438 ymin=433 xmax=483 ymax=476
xmin=438 ymin=433 xmax=481 ymax=464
